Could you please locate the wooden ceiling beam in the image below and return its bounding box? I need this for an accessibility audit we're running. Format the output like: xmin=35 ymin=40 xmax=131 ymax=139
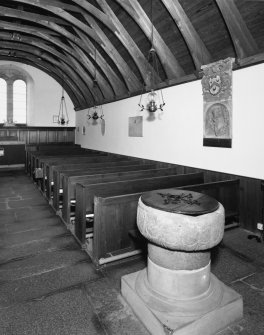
xmin=0 ymin=21 xmax=83 ymax=60
xmin=36 ymin=0 xmax=84 ymax=13
xmin=115 ymin=0 xmax=185 ymax=79
xmin=0 ymin=52 xmax=83 ymax=108
xmin=0 ymin=41 xmax=92 ymax=106
xmin=0 ymin=4 xmax=68 ymax=26
xmin=160 ymin=0 xmax=212 ymax=69
xmin=0 ymin=7 xmax=98 ymax=61
xmin=8 ymin=0 xmax=101 ymax=43
xmin=82 ymin=12 xmax=141 ymax=92
xmin=66 ymin=54 xmax=104 ymax=102
xmin=72 ymin=0 xmax=162 ymax=88
xmin=0 ymin=32 xmax=99 ymax=102
xmin=95 ymin=0 xmax=162 ymax=85
xmin=0 ymin=21 xmax=124 ymax=101
xmin=72 ymin=29 xmax=130 ymax=98
xmin=215 ymin=0 xmax=259 ymax=59
xmin=67 ymin=40 xmax=115 ymax=101
xmin=71 ymin=0 xmax=116 ymax=31
xmin=72 ymin=39 xmax=125 ymax=99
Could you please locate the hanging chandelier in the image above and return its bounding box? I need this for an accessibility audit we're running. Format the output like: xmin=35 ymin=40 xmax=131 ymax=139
xmin=87 ymin=104 xmax=104 ymax=121
xmin=87 ymin=45 xmax=104 ymax=123
xmin=55 ymin=88 xmax=69 ymax=125
xmin=138 ymin=0 xmax=165 ymax=114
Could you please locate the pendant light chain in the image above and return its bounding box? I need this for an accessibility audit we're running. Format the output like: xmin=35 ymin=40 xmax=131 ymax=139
xmin=137 ymin=0 xmax=165 ymax=114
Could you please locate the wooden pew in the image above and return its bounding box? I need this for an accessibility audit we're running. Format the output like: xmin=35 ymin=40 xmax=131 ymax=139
xmin=53 ymin=161 xmax=153 ymax=211
xmin=61 ymin=166 xmax=181 ymax=226
xmin=25 ymin=143 xmax=80 ymax=174
xmin=91 ymin=178 xmax=239 ymax=267
xmin=37 ymin=154 xmax=115 ymax=193
xmin=74 ymin=172 xmax=204 ymax=252
xmin=29 ymin=146 xmax=89 ymax=176
xmin=44 ymin=155 xmax=131 ymax=198
xmin=178 ymin=179 xmax=240 ymax=228
xmin=29 ymin=148 xmax=89 ymax=176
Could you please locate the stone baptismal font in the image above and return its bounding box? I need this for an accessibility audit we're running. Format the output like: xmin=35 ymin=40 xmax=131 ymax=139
xmin=121 ymin=189 xmax=243 ymax=335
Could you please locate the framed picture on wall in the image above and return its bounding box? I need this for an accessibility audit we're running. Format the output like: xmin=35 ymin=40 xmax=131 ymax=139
xmin=128 ymin=116 xmax=143 ymax=137
xmin=53 ymin=115 xmax=59 ymax=124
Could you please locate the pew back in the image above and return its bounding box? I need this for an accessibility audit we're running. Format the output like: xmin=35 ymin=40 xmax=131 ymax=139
xmin=92 ymin=178 xmax=239 ymax=266
xmin=61 ymin=166 xmax=181 ymax=224
xmin=54 ymin=162 xmax=155 ymax=211
xmin=75 ymin=172 xmax=204 ymax=245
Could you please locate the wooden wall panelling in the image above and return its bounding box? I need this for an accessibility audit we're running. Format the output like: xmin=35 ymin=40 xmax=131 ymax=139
xmin=47 ymin=130 xmax=57 ymax=143
xmin=239 ymin=177 xmax=262 ymax=231
xmin=29 ymin=130 xmax=38 ymax=144
xmin=18 ymin=130 xmax=27 ymax=142
xmin=39 ymin=129 xmax=48 ymax=143
xmin=8 ymin=129 xmax=18 ymax=138
xmin=67 ymin=129 xmax=75 ymax=143
xmin=0 ymin=129 xmax=7 ymax=137
xmin=57 ymin=130 xmax=66 ymax=142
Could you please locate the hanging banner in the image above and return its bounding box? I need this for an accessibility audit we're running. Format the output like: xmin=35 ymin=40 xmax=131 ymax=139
xmin=201 ymin=58 xmax=235 ymax=148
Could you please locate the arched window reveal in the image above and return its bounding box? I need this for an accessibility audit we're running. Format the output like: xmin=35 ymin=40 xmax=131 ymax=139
xmin=0 ymin=78 xmax=7 ymax=123
xmin=13 ymin=80 xmax=27 ymax=124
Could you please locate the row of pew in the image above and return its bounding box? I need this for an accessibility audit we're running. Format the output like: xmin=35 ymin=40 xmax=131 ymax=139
xmin=26 ymin=144 xmax=240 ymax=268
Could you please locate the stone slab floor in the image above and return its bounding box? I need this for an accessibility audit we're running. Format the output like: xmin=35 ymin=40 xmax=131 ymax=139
xmin=0 ymin=169 xmax=263 ymax=335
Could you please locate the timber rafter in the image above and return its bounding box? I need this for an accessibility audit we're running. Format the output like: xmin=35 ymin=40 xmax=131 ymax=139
xmin=0 ymin=0 xmax=263 ymax=109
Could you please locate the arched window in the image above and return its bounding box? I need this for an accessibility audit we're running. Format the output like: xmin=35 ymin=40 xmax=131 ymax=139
xmin=13 ymin=79 xmax=27 ymax=124
xmin=0 ymin=78 xmax=7 ymax=123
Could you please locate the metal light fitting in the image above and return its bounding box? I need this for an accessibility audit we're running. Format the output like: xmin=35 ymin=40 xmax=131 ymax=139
xmin=55 ymin=88 xmax=69 ymax=125
xmin=138 ymin=1 xmax=165 ymax=114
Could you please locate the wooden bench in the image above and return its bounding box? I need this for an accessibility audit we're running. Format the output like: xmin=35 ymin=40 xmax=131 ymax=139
xmin=32 ymin=149 xmax=104 ymax=173
xmin=25 ymin=143 xmax=79 ymax=174
xmin=29 ymin=146 xmax=89 ymax=176
xmin=44 ymin=155 xmax=131 ymax=198
xmin=36 ymin=154 xmax=115 ymax=193
xmin=178 ymin=178 xmax=240 ymax=228
xmin=74 ymin=172 xmax=204 ymax=256
xmin=53 ymin=161 xmax=152 ymax=211
xmin=90 ymin=178 xmax=239 ymax=267
xmin=60 ymin=166 xmax=181 ymax=226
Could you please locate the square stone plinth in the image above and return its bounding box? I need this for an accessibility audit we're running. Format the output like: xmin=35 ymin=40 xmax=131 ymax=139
xmin=121 ymin=271 xmax=243 ymax=335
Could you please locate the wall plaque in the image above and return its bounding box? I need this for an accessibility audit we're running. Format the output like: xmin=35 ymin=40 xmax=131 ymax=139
xmin=128 ymin=116 xmax=143 ymax=137
xmin=201 ymin=58 xmax=235 ymax=148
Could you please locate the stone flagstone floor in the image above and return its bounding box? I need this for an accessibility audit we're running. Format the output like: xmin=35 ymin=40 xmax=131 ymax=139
xmin=0 ymin=169 xmax=263 ymax=335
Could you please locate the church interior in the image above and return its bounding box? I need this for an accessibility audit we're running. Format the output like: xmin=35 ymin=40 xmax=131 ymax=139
xmin=0 ymin=1 xmax=264 ymax=334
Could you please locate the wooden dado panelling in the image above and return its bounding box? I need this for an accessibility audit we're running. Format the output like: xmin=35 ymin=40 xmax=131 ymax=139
xmin=134 ymin=157 xmax=262 ymax=232
xmin=0 ymin=127 xmax=75 ymax=144
xmin=182 ymin=165 xmax=262 ymax=232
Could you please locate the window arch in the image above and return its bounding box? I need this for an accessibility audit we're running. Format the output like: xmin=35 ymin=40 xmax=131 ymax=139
xmin=13 ymin=79 xmax=27 ymax=124
xmin=0 ymin=78 xmax=7 ymax=123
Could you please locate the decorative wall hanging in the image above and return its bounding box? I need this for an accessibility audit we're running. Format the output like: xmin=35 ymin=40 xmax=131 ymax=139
xmin=128 ymin=116 xmax=143 ymax=137
xmin=54 ymin=88 xmax=69 ymax=125
xmin=201 ymin=58 xmax=235 ymax=148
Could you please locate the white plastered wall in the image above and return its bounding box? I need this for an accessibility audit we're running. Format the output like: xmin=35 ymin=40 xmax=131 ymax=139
xmin=0 ymin=61 xmax=75 ymax=127
xmin=76 ymin=62 xmax=264 ymax=180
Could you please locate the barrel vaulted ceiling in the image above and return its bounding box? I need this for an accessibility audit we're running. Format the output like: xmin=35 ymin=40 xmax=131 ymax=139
xmin=0 ymin=0 xmax=264 ymax=110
